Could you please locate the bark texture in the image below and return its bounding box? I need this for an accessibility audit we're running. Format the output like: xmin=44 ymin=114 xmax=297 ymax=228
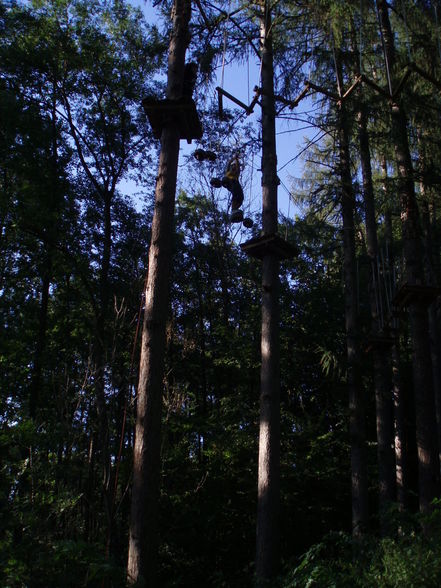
xmin=376 ymin=0 xmax=439 ymax=513
xmin=127 ymin=2 xmax=191 ymax=585
xmin=255 ymin=1 xmax=281 ymax=582
xmin=335 ymin=51 xmax=368 ymax=537
xmin=358 ymin=107 xmax=395 ymax=523
xmin=382 ymin=160 xmax=408 ymax=511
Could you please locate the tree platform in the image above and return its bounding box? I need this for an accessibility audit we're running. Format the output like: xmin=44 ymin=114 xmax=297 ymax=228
xmin=240 ymin=233 xmax=299 ymax=260
xmin=142 ymin=97 xmax=203 ymax=143
xmin=391 ymin=282 xmax=441 ymax=309
xmin=364 ymin=332 xmax=397 ymax=353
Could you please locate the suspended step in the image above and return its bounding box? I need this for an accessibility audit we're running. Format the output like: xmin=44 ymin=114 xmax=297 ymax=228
xmin=364 ymin=332 xmax=397 ymax=354
xmin=142 ymin=97 xmax=203 ymax=143
xmin=230 ymin=209 xmax=244 ymax=223
xmin=240 ymin=233 xmax=299 ymax=260
xmin=390 ymin=304 xmax=406 ymax=318
xmin=392 ymin=282 xmax=441 ymax=309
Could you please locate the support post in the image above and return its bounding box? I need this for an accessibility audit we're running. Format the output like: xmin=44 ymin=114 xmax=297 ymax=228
xmin=127 ymin=1 xmax=192 ymax=585
xmin=255 ymin=1 xmax=280 ymax=583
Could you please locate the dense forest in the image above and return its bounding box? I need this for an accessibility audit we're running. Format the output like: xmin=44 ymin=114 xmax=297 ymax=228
xmin=3 ymin=0 xmax=441 ymax=586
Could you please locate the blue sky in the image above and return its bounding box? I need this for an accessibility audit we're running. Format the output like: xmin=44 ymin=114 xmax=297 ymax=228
xmin=125 ymin=0 xmax=319 ymax=222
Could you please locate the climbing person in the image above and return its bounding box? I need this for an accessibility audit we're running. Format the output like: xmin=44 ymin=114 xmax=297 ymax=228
xmin=221 ymin=154 xmax=244 ymax=221
xmin=211 ymin=153 xmax=253 ymax=227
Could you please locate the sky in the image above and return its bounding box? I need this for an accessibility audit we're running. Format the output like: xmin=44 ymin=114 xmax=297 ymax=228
xmin=124 ymin=0 xmax=320 ymax=222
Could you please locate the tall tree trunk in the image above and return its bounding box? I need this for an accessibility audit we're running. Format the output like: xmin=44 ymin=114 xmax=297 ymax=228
xmin=29 ymin=258 xmax=51 ymax=419
xmin=357 ymin=105 xmax=395 ymax=525
xmin=255 ymin=1 xmax=281 ymax=583
xmin=335 ymin=50 xmax=368 ymax=538
xmin=382 ymin=159 xmax=408 ymax=511
xmin=419 ymin=150 xmax=441 ymax=468
xmin=30 ymin=80 xmax=59 ymax=419
xmin=376 ymin=0 xmax=439 ymax=513
xmin=127 ymin=1 xmax=191 ymax=585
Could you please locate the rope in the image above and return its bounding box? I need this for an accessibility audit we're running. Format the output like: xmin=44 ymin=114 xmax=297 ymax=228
xmin=375 ymin=1 xmax=393 ymax=96
xmin=400 ymin=0 xmax=412 ymax=62
xmin=247 ymin=46 xmax=250 ymax=105
xmin=220 ymin=32 xmax=227 ymax=89
xmin=249 ymin=150 xmax=255 ymax=208
xmin=218 ymin=110 xmax=247 ymax=149
xmin=113 ymin=280 xmax=146 ymax=500
xmin=330 ymin=29 xmax=343 ymax=98
xmin=359 ymin=0 xmax=363 ymax=74
xmin=220 ymin=1 xmax=231 ymax=90
xmin=435 ymin=5 xmax=441 ymax=66
xmin=284 ymin=186 xmax=291 ymax=240
xmin=308 ymin=35 xmax=315 ymax=82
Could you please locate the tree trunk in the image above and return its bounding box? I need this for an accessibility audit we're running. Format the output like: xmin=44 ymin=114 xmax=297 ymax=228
xmin=382 ymin=159 xmax=408 ymax=511
xmin=29 ymin=259 xmax=51 ymax=419
xmin=255 ymin=1 xmax=281 ymax=583
xmin=127 ymin=1 xmax=191 ymax=585
xmin=357 ymin=106 xmax=395 ymax=525
xmin=419 ymin=157 xmax=441 ymax=469
xmin=376 ymin=0 xmax=440 ymax=513
xmin=30 ymin=80 xmax=59 ymax=419
xmin=335 ymin=50 xmax=368 ymax=538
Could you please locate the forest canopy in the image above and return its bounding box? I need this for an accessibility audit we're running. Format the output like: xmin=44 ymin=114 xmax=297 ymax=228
xmin=2 ymin=0 xmax=441 ymax=586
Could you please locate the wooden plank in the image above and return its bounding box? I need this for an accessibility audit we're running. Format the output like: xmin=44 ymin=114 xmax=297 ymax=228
xmin=392 ymin=282 xmax=441 ymax=308
xmin=142 ymin=97 xmax=203 ymax=142
xmin=240 ymin=233 xmax=299 ymax=260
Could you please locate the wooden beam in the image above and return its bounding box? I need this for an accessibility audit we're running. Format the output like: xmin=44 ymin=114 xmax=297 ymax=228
xmin=392 ymin=66 xmax=412 ymax=99
xmin=292 ymin=83 xmax=310 ymax=107
xmin=359 ymin=74 xmax=391 ymax=99
xmin=306 ymin=80 xmax=340 ymax=102
xmin=217 ymin=87 xmax=224 ymax=118
xmin=216 ymin=86 xmax=254 ymax=114
xmin=342 ymin=76 xmax=362 ymax=100
xmin=409 ymin=62 xmax=441 ymax=92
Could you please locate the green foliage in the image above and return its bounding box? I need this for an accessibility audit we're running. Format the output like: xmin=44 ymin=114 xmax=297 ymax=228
xmin=0 ymin=420 xmax=124 ymax=587
xmin=3 ymin=0 xmax=441 ymax=586
xmin=283 ymin=507 xmax=441 ymax=588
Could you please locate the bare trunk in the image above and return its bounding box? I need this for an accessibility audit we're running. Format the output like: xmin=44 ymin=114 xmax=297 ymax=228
xmin=357 ymin=107 xmax=395 ymax=524
xmin=419 ymin=162 xmax=441 ymax=468
xmin=127 ymin=2 xmax=191 ymax=585
xmin=376 ymin=0 xmax=440 ymax=513
xmin=29 ymin=260 xmax=51 ymax=419
xmin=335 ymin=51 xmax=368 ymax=537
xmin=30 ymin=83 xmax=58 ymax=419
xmin=255 ymin=2 xmax=280 ymax=582
xmin=382 ymin=159 xmax=408 ymax=510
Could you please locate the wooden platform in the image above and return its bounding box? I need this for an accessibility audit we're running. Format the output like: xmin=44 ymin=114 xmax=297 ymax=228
xmin=364 ymin=333 xmax=397 ymax=353
xmin=392 ymin=282 xmax=441 ymax=309
xmin=240 ymin=233 xmax=299 ymax=260
xmin=142 ymin=97 xmax=203 ymax=143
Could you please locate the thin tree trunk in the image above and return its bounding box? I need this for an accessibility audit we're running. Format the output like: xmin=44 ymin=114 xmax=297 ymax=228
xmin=29 ymin=260 xmax=51 ymax=419
xmin=30 ymin=80 xmax=59 ymax=419
xmin=419 ymin=155 xmax=441 ymax=468
xmin=335 ymin=50 xmax=368 ymax=538
xmin=382 ymin=159 xmax=408 ymax=511
xmin=127 ymin=1 xmax=191 ymax=585
xmin=255 ymin=1 xmax=280 ymax=583
xmin=357 ymin=105 xmax=395 ymax=524
xmin=376 ymin=0 xmax=440 ymax=513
